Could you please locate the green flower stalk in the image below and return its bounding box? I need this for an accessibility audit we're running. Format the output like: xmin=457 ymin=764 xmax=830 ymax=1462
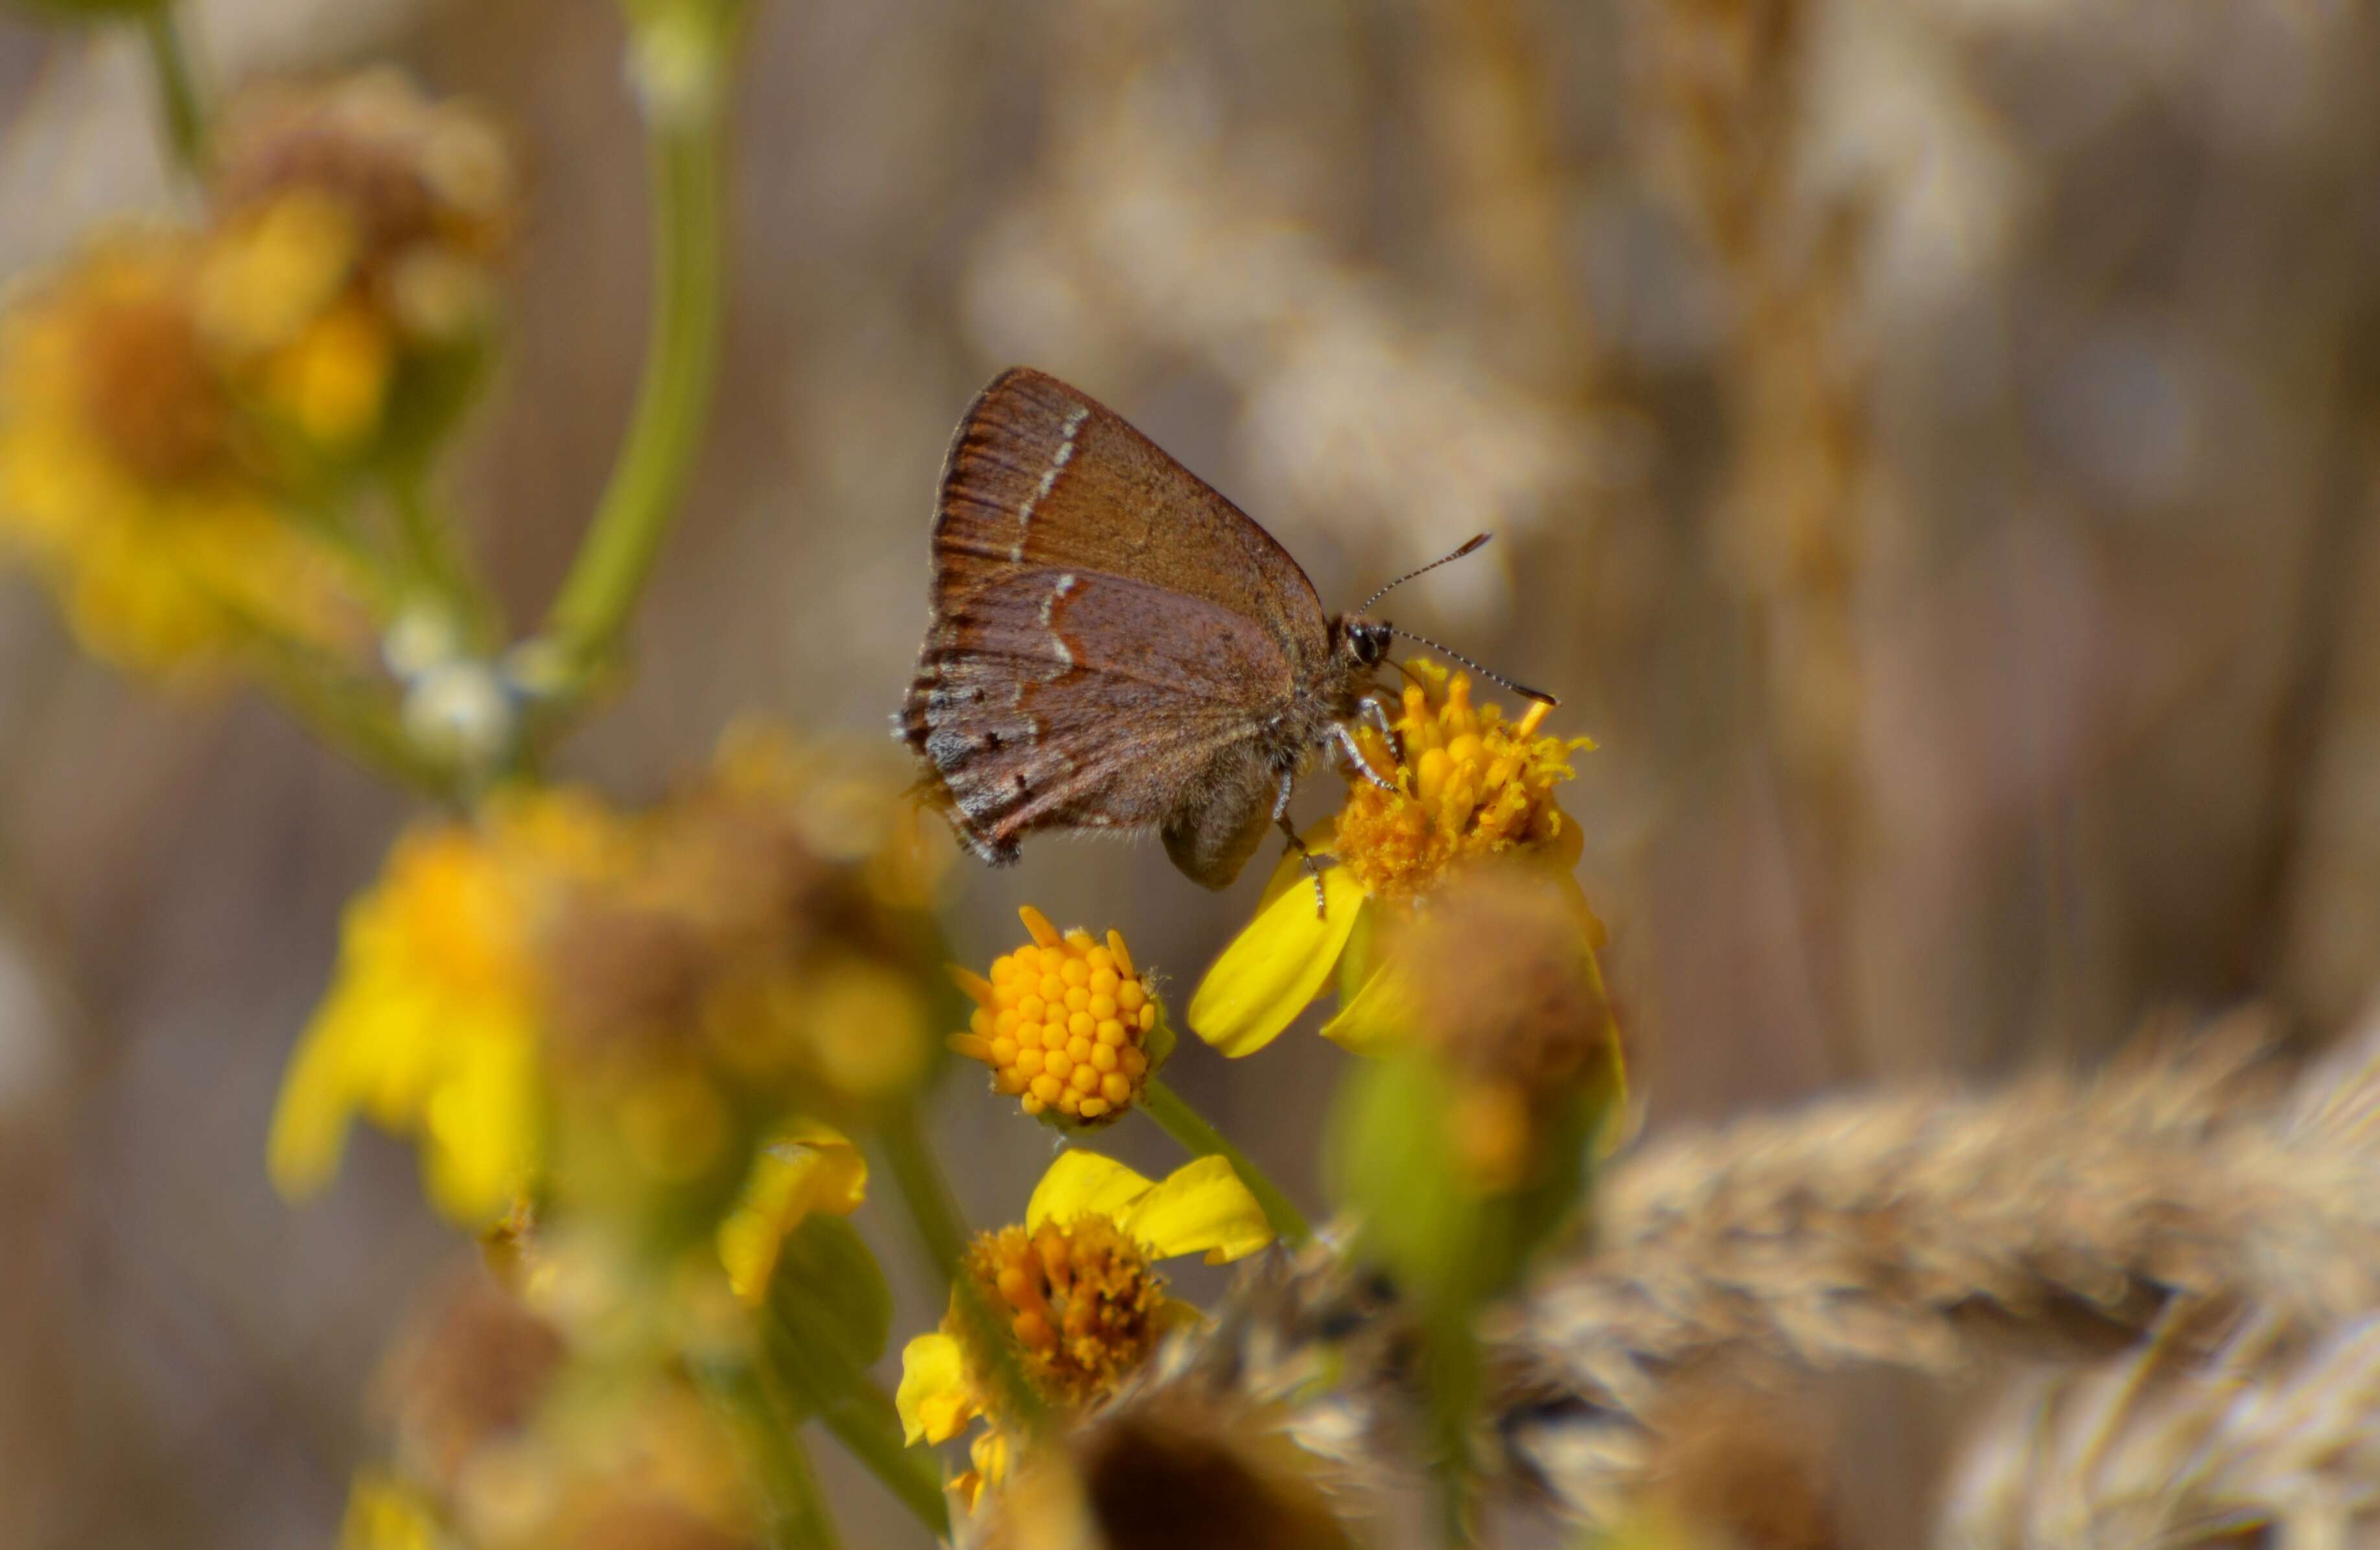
xmin=539 ymin=0 xmax=740 ymax=693
xmin=140 ymin=5 xmax=206 ymax=170
xmin=1328 ymin=867 xmax=1623 ymax=1542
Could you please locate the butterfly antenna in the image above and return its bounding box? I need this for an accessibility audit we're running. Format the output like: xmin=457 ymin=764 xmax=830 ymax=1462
xmin=1360 ymin=532 xmax=1494 ymax=612
xmin=1387 ymin=627 xmax=1558 ymax=706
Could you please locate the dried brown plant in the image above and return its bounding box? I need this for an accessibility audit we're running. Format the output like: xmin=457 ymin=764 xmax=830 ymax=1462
xmin=1130 ymin=1017 xmax=2380 ymax=1542
xmin=957 ymin=0 xmax=1601 ymax=625
xmin=1939 ymin=1309 xmax=2380 ymax=1549
xmin=1495 ymin=1018 xmax=2380 ymax=1525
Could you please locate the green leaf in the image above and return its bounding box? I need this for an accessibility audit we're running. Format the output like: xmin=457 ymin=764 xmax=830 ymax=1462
xmin=767 ymin=1214 xmax=893 ymax=1368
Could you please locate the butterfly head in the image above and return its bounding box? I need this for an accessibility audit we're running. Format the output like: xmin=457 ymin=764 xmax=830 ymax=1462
xmin=1340 ymin=616 xmax=1394 ymax=671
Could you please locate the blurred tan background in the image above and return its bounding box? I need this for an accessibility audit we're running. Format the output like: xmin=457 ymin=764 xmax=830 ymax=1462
xmin=5 ymin=0 xmax=2380 ymax=1545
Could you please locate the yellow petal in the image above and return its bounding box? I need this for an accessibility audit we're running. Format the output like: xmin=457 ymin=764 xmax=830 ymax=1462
xmin=266 ymin=1015 xmax=357 ymax=1201
xmin=896 ymin=1332 xmax=978 ymax=1445
xmin=1254 ymin=822 xmax=1339 ymax=913
xmin=338 ymin=1472 xmax=441 ymax=1550
xmin=957 ymin=1427 xmax=1013 ymax=1509
xmin=716 ymin=1212 xmax=778 ymax=1306
xmin=1189 ymin=862 xmax=1367 ymax=1057
xmin=1151 ymin=1296 xmax=1208 ymax=1338
xmin=1027 ymin=1149 xmax=1156 ymax=1231
xmin=1335 ymin=895 xmax=1384 ymax=1006
xmin=1318 ymin=959 xmax=1410 ymax=1055
xmin=716 ymin=1124 xmax=870 ymax=1302
xmin=780 ymin=1120 xmax=869 ymax=1215
xmin=1552 ymin=865 xmax=1610 ymax=952
xmin=1115 ymin=1154 xmax=1274 ymax=1265
xmin=419 ymin=1029 xmax=536 ymax=1224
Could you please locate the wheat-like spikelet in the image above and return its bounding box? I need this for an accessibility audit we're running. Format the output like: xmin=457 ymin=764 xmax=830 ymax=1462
xmin=1929 ymin=1024 xmax=2380 ymax=1548
xmin=1491 ymin=1018 xmax=2380 ymax=1525
xmin=1937 ymin=1310 xmax=2380 ymax=1549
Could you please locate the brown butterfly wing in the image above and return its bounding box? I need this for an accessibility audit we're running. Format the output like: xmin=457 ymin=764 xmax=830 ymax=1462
xmin=929 ymin=368 xmax=1331 ymax=662
xmin=902 ymin=369 xmax=1335 ymax=884
xmin=905 ymin=566 xmax=1294 ymax=869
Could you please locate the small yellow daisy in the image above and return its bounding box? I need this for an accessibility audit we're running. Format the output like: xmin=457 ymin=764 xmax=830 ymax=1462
xmin=1189 ymin=660 xmax=1602 ymax=1058
xmin=896 ymin=1151 xmax=1273 ymax=1505
xmin=948 ymin=908 xmax=1172 ymax=1127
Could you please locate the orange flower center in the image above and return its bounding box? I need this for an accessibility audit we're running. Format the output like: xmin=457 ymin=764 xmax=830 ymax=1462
xmin=962 ymin=1215 xmax=1164 ymax=1411
xmin=78 ymin=290 xmax=233 ymax=485
xmin=1334 ymin=666 xmax=1589 ymax=903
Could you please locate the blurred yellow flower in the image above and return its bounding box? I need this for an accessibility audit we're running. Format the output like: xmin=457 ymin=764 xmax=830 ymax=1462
xmin=275 ymin=722 xmax=944 ymax=1255
xmin=0 ymin=231 xmax=369 ymax=675
xmin=702 ymin=716 xmax=951 ymax=912
xmin=714 ymin=1120 xmax=867 ymax=1303
xmin=202 ymin=69 xmax=515 ymax=459
xmin=896 ymin=1152 xmax=1272 ymax=1505
xmin=1334 ymin=866 xmax=1624 ymax=1210
xmin=1189 ymin=661 xmax=1600 ymax=1058
xmin=269 ymin=789 xmax=631 ymax=1224
xmin=542 ymin=724 xmax=947 ymax=1117
xmin=950 ymin=907 xmax=1170 ymax=1127
xmin=338 ymin=1473 xmax=449 ymax=1550
xmin=359 ymin=1294 xmax=762 ymax=1550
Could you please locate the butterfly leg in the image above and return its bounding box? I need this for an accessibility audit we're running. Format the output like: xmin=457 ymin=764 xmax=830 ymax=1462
xmin=1359 ymin=693 xmax=1405 ymax=766
xmin=1273 ymin=768 xmax=1333 ymax=916
xmin=1332 ymin=722 xmax=1399 ymax=793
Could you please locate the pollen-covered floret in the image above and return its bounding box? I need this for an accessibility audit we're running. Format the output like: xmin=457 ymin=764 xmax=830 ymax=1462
xmin=1334 ymin=661 xmax=1592 ymax=903
xmin=968 ymin=1215 xmax=1168 ymax=1411
xmin=949 ymin=906 xmax=1163 ymax=1125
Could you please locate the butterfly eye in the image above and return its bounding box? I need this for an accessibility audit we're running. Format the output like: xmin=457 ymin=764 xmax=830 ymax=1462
xmin=1347 ymin=623 xmax=1390 ymax=667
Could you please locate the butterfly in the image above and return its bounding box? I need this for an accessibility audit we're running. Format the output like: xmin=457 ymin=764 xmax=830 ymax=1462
xmin=898 ymin=368 xmax=1545 ymax=889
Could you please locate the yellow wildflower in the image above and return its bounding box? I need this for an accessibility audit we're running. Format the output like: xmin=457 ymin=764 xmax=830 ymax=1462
xmin=201 ymin=70 xmax=514 ymax=458
xmin=949 ymin=907 xmax=1171 ymax=1128
xmin=0 ymin=230 xmax=369 ymax=674
xmin=274 ymin=725 xmax=940 ymax=1229
xmin=714 ymin=1120 xmax=867 ymax=1303
xmin=362 ymin=1311 xmax=762 ymax=1550
xmin=540 ymin=725 xmax=946 ymax=1116
xmin=1189 ymin=660 xmax=1601 ymax=1057
xmin=268 ymin=788 xmax=631 ymax=1224
xmin=896 ymin=1152 xmax=1273 ymax=1505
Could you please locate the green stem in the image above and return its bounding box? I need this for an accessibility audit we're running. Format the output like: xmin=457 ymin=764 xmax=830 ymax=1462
xmin=1141 ymin=1076 xmax=1315 ymax=1249
xmin=199 ymin=586 xmax=448 ymax=796
xmin=253 ymin=656 xmax=443 ymax=795
xmin=754 ymin=1282 xmax=950 ymax=1536
xmin=697 ymin=1357 xmax=844 ymax=1550
xmin=387 ymin=460 xmax=504 ymax=648
xmin=810 ymin=1370 xmax=951 ymax=1537
xmin=137 ymin=5 xmax=205 ymax=173
xmin=1423 ymin=1302 xmax=1483 ymax=1547
xmin=539 ymin=73 xmax=727 ymax=683
xmin=875 ymin=1100 xmax=1048 ymax=1434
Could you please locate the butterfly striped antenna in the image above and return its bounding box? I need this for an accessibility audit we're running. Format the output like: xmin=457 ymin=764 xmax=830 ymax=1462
xmin=1359 ymin=532 xmax=1493 ymax=611
xmin=1386 ymin=627 xmax=1558 ymax=706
